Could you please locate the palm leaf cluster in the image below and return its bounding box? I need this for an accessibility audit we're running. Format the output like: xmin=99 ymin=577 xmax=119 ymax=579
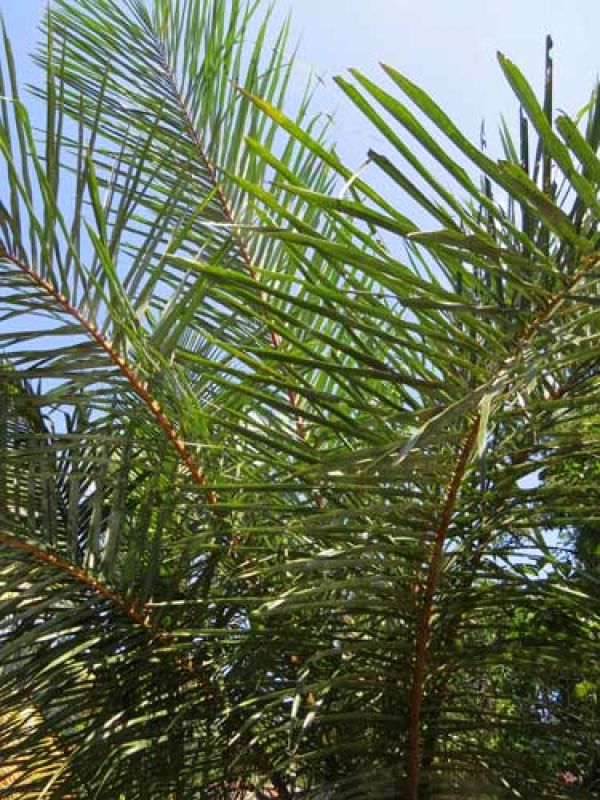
xmin=0 ymin=2 xmax=599 ymax=798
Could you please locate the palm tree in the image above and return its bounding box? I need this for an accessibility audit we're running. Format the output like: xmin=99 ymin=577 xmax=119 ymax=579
xmin=0 ymin=1 xmax=598 ymax=798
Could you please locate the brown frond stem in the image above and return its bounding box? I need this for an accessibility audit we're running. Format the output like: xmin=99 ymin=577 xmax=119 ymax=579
xmin=0 ymin=253 xmax=293 ymax=795
xmin=0 ymin=530 xmax=218 ymax=696
xmin=405 ymin=416 xmax=480 ymax=800
xmin=1 ymin=529 xmax=294 ymax=795
xmin=0 ymin=249 xmax=217 ymax=506
xmin=153 ymin=43 xmax=305 ymax=443
xmin=416 ymin=362 xmax=586 ymax=783
xmin=405 ymin=251 xmax=600 ymax=799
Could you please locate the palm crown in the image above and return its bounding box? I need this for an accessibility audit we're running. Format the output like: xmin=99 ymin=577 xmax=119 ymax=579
xmin=0 ymin=2 xmax=599 ymax=798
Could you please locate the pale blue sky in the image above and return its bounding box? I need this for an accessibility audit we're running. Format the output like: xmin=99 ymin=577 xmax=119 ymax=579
xmin=281 ymin=0 xmax=599 ymax=162
xmin=1 ymin=0 xmax=598 ymax=164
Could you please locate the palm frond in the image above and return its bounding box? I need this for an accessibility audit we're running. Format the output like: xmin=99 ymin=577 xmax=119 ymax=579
xmin=0 ymin=2 xmax=599 ymax=798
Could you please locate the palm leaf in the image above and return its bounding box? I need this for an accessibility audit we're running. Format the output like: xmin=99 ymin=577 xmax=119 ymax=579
xmin=0 ymin=2 xmax=599 ymax=798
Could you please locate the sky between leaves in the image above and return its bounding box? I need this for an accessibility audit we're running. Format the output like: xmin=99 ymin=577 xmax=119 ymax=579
xmin=1 ymin=0 xmax=599 ymax=169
